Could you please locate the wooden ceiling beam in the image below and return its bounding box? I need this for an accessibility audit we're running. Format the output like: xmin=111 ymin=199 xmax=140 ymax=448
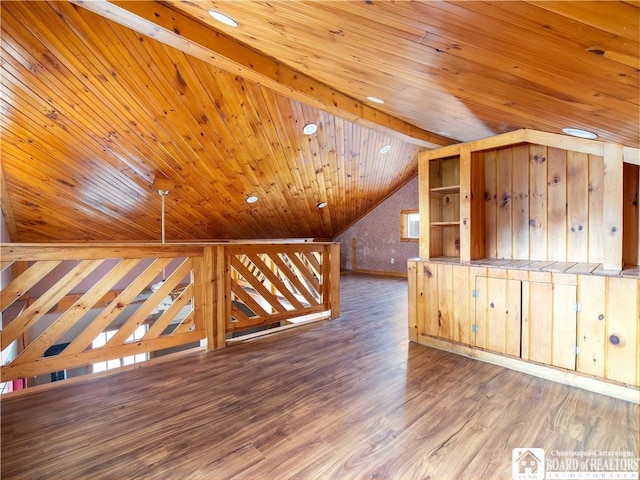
xmin=70 ymin=0 xmax=456 ymax=148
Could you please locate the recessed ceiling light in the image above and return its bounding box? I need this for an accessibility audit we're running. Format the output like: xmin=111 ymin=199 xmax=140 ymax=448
xmin=437 ymin=131 xmax=452 ymax=137
xmin=246 ymin=195 xmax=258 ymax=204
xmin=317 ymin=202 xmax=328 ymax=209
xmin=562 ymin=128 xmax=598 ymax=139
xmin=302 ymin=123 xmax=318 ymax=135
xmin=208 ymin=10 xmax=238 ymax=27
xmin=367 ymin=96 xmax=385 ymax=104
xmin=379 ymin=144 xmax=391 ymax=154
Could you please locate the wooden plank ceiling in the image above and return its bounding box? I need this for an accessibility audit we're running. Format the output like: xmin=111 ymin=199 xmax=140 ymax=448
xmin=1 ymin=1 xmax=638 ymax=243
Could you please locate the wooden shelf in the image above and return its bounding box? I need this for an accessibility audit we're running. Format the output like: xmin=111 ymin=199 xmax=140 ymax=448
xmin=430 ymin=221 xmax=460 ymax=227
xmin=430 ymin=185 xmax=460 ymax=196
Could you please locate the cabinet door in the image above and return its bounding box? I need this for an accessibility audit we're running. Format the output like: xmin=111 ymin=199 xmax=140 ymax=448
xmin=604 ymin=277 xmax=639 ymax=385
xmin=474 ymin=276 xmax=521 ymax=356
xmin=418 ymin=263 xmax=474 ymax=344
xmin=576 ymin=276 xmax=606 ymax=377
xmin=522 ymin=281 xmax=577 ymax=370
xmin=576 ymin=275 xmax=638 ymax=386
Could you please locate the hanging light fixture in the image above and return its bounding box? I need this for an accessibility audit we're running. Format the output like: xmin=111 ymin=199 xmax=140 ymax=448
xmin=151 ymin=174 xmax=175 ymax=311
xmin=158 ymin=189 xmax=169 ymax=244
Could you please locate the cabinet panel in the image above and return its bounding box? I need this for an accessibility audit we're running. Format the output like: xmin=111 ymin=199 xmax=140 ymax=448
xmin=605 ymin=277 xmax=639 ymax=385
xmin=474 ymin=276 xmax=521 ymax=357
xmin=419 ymin=263 xmax=439 ymax=338
xmin=437 ymin=263 xmax=454 ymax=340
xmin=524 ymin=281 xmax=552 ymax=363
xmin=417 ymin=263 xmax=475 ymax=344
xmin=451 ymin=265 xmax=471 ymax=344
xmin=552 ymin=284 xmax=579 ymax=370
xmin=523 ymin=281 xmax=577 ymax=370
xmin=576 ymin=275 xmax=606 ymax=377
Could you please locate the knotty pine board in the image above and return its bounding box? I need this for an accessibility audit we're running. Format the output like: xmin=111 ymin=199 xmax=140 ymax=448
xmin=412 ymin=259 xmax=639 ymax=398
xmin=484 ymin=144 xmax=610 ymax=264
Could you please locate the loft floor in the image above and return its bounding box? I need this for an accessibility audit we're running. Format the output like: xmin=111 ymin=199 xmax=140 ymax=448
xmin=1 ymin=274 xmax=638 ymax=479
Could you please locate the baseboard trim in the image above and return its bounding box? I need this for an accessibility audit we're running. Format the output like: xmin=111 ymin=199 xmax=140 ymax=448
xmin=353 ymin=268 xmax=407 ymax=278
xmin=416 ymin=335 xmax=640 ymax=404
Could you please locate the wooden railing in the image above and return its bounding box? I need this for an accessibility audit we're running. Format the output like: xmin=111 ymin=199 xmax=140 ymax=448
xmin=227 ymin=244 xmax=331 ymax=332
xmin=0 ymin=242 xmax=340 ymax=386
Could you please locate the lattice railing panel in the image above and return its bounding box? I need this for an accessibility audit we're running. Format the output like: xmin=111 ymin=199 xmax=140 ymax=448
xmin=0 ymin=242 xmax=340 ymax=388
xmin=227 ymin=245 xmax=330 ymax=332
xmin=1 ymin=250 xmax=204 ymax=382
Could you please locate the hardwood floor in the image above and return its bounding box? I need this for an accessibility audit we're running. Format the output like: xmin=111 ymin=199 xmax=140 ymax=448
xmin=1 ymin=274 xmax=638 ymax=479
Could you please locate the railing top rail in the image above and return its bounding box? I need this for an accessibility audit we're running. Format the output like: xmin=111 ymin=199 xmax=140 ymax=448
xmin=0 ymin=244 xmax=205 ymax=261
xmin=0 ymin=241 xmax=339 ymax=262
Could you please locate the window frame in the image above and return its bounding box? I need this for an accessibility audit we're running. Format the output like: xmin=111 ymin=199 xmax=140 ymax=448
xmin=400 ymin=209 xmax=420 ymax=242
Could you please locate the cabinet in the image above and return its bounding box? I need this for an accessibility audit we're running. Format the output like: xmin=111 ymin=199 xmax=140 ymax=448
xmin=409 ymin=258 xmax=640 ymax=397
xmin=412 ymin=130 xmax=640 ymax=400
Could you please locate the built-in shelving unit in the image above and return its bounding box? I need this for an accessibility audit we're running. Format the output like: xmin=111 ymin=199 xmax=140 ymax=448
xmin=412 ymin=129 xmax=640 ymax=402
xmin=423 ymin=155 xmax=460 ymax=259
xmin=419 ymin=129 xmax=640 ymax=273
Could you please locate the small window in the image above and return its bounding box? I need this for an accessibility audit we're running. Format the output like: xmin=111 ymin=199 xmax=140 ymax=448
xmin=400 ymin=210 xmax=420 ymax=242
xmin=92 ymin=325 xmax=148 ymax=373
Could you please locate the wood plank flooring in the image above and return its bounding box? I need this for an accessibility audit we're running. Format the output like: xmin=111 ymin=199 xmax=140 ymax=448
xmin=1 ymin=273 xmax=639 ymax=479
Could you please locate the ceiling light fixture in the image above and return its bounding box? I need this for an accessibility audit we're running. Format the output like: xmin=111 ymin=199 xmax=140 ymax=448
xmin=246 ymin=195 xmax=259 ymax=204
xmin=208 ymin=10 xmax=238 ymax=27
xmin=302 ymin=123 xmax=318 ymax=135
xmin=379 ymin=144 xmax=391 ymax=154
xmin=317 ymin=202 xmax=328 ymax=209
xmin=562 ymin=128 xmax=598 ymax=139
xmin=366 ymin=96 xmax=385 ymax=104
xmin=437 ymin=131 xmax=452 ymax=137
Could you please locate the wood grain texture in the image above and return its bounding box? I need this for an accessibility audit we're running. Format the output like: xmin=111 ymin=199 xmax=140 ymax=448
xmin=2 ymin=274 xmax=638 ymax=480
xmin=0 ymin=1 xmax=423 ymax=242
xmin=2 ymin=1 xmax=638 ymax=243
xmin=166 ymin=1 xmax=638 ymax=147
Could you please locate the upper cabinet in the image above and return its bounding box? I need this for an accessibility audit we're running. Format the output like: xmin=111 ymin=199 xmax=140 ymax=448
xmin=419 ymin=129 xmax=640 ymax=274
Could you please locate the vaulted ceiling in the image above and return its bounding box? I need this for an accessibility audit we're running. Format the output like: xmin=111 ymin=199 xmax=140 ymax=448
xmin=1 ymin=1 xmax=638 ymax=242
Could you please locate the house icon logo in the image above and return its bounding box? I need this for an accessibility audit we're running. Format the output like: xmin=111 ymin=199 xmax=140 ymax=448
xmin=512 ymin=448 xmax=545 ymax=480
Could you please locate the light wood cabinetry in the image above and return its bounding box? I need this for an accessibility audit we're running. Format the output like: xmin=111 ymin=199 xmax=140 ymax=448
xmin=410 ymin=130 xmax=640 ymax=402
xmin=424 ymin=156 xmax=461 ymax=258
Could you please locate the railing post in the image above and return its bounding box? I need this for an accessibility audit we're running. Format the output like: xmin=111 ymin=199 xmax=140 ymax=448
xmin=214 ymin=245 xmax=228 ymax=348
xmin=328 ymin=243 xmax=341 ymax=319
xmin=202 ymin=245 xmax=225 ymax=350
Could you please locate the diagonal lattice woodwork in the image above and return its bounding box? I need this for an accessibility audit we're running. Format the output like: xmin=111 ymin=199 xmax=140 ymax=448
xmin=228 ymin=245 xmax=331 ymax=332
xmin=0 ymin=242 xmax=340 ymax=387
xmin=1 ymin=248 xmax=203 ymax=382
